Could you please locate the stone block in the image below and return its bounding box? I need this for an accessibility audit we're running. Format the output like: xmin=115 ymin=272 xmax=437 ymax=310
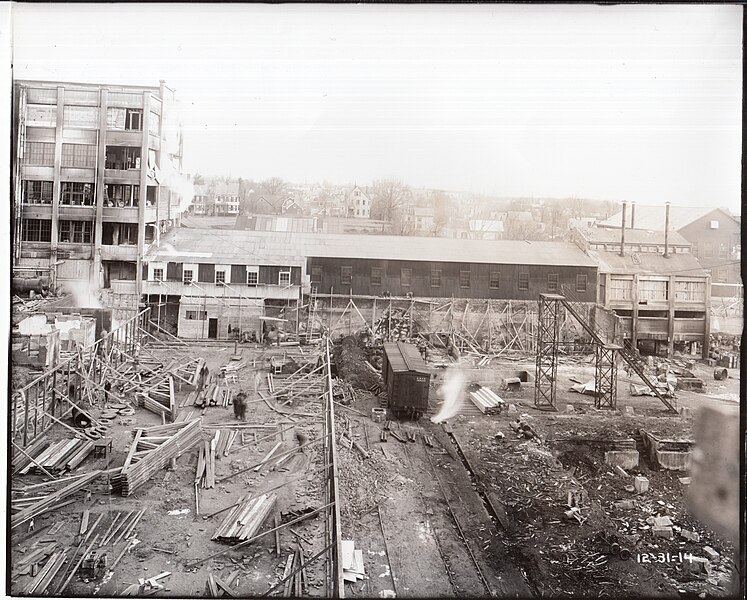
xmin=684 ymin=556 xmax=710 ymax=574
xmin=614 ymin=500 xmax=635 ymax=510
xmin=605 ymin=450 xmax=639 ymax=470
xmin=565 ymin=404 xmax=575 ymax=413
xmin=652 ymin=526 xmax=673 ymax=538
xmin=634 ymin=476 xmax=649 ymax=494
xmin=655 ymin=450 xmax=692 ymax=471
xmin=702 ymin=546 xmax=720 ymax=561
xmin=371 ymin=408 xmax=387 ymax=423
xmin=507 ymin=404 xmax=517 ymax=414
xmin=680 ymin=529 xmax=701 ymax=543
xmin=653 ymin=516 xmax=673 ymax=528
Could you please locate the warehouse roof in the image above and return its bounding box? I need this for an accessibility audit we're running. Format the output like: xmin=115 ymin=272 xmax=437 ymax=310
xmin=146 ymin=229 xmax=597 ymax=267
xmin=587 ymin=249 xmax=708 ymax=277
xmin=576 ymin=227 xmax=691 ymax=247
xmin=598 ymin=205 xmax=738 ymax=231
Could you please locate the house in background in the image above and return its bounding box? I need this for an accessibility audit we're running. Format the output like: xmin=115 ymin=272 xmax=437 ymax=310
xmin=346 ymin=185 xmax=371 ymax=219
xmin=468 ymin=219 xmax=504 ymax=240
xmin=598 ymin=204 xmax=741 ymax=296
xmin=191 ymin=184 xmax=209 ymax=215
xmin=213 ymin=182 xmax=240 ymax=216
xmin=404 ymin=206 xmax=435 ymax=234
xmin=256 ymin=194 xmax=304 ymax=216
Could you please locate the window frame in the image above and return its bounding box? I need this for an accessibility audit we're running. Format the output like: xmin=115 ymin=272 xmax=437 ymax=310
xmin=370 ymin=267 xmax=383 ymax=286
xmin=58 ymin=220 xmax=93 ymax=244
xmin=576 ymin=274 xmax=588 ymax=293
xmin=24 ymin=142 xmax=55 ymax=166
xmin=489 ymin=271 xmax=501 ymax=290
xmin=153 ymin=268 xmax=164 ymax=282
xmin=23 ymin=180 xmax=54 ymax=204
xmin=341 ymin=266 xmax=353 ymax=285
xmin=279 ymin=271 xmax=291 ymax=286
xmin=61 ymin=143 xmax=97 ymax=168
xmin=60 ymin=182 xmax=95 ymax=206
xmin=459 ymin=270 xmax=471 ymax=289
xmin=518 ymin=272 xmax=530 ymax=291
xmin=125 ymin=109 xmax=143 ymax=131
xmin=247 ymin=270 xmax=259 ymax=287
xmin=547 ymin=273 xmax=559 ymax=292
xmin=215 ymin=270 xmax=227 ymax=285
xmin=401 ymin=268 xmax=413 ymax=287
xmin=183 ymin=269 xmax=194 ymax=285
xmin=21 ymin=219 xmax=52 ymax=242
xmin=431 ymin=268 xmax=442 ymax=288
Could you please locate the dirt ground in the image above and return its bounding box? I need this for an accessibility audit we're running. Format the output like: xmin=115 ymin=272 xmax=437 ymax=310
xmin=10 ymin=339 xmax=741 ymax=599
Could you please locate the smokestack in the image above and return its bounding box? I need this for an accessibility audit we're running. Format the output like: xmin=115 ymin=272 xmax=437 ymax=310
xmin=620 ymin=201 xmax=627 ymax=257
xmin=664 ymin=201 xmax=670 ymax=258
xmin=630 ymin=201 xmax=636 ymax=229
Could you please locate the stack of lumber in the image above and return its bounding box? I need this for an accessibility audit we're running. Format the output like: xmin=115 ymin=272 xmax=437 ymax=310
xmin=11 ymin=470 xmax=104 ymax=529
xmin=341 ymin=540 xmax=366 ymax=584
xmin=211 ymin=493 xmax=277 ymax=544
xmin=97 ymin=510 xmax=145 ymax=547
xmin=195 ymin=439 xmax=216 ymax=489
xmin=277 ymin=545 xmax=307 ymax=597
xmin=19 ymin=438 xmax=95 ymax=474
xmin=111 ymin=419 xmax=202 ymax=496
xmin=12 ymin=541 xmax=59 ymax=577
xmin=221 ymin=359 xmax=245 ymax=374
xmin=175 ymin=409 xmax=196 ymax=422
xmin=168 ymin=356 xmax=205 ymax=387
xmin=204 ymin=570 xmax=241 ymax=597
xmin=12 ymin=437 xmax=50 ymax=473
xmin=119 ymin=572 xmax=171 ymax=596
xmin=22 ymin=549 xmax=68 ymax=595
xmin=469 ymin=387 xmax=505 ymax=415
xmin=135 ymin=375 xmax=175 ymax=419
xmin=212 ymin=429 xmax=238 ymax=459
xmin=200 ymin=383 xmax=232 ymax=407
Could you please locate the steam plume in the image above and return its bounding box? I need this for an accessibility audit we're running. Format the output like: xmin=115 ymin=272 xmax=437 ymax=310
xmin=431 ymin=367 xmax=466 ymax=424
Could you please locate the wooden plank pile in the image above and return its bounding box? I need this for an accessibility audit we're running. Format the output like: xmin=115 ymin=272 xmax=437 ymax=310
xmin=22 ymin=549 xmax=68 ymax=595
xmin=211 ymin=493 xmax=277 ymax=544
xmin=11 ymin=470 xmax=104 ymax=530
xmin=213 ymin=429 xmax=238 ymax=460
xmin=168 ymin=356 xmax=206 ymax=388
xmin=111 ymin=419 xmax=202 ymax=496
xmin=119 ymin=571 xmax=171 ymax=596
xmin=18 ymin=438 xmax=95 ymax=475
xmin=12 ymin=541 xmax=59 ymax=578
xmin=204 ymin=570 xmax=240 ymax=597
xmin=195 ymin=439 xmax=216 ymax=489
xmin=135 ymin=375 xmax=176 ymax=419
xmin=277 ymin=545 xmax=308 ymax=597
xmin=469 ymin=387 xmax=505 ymax=415
xmin=12 ymin=437 xmax=50 ymax=474
xmin=96 ymin=509 xmax=146 ymax=547
xmin=341 ymin=539 xmax=366 ymax=584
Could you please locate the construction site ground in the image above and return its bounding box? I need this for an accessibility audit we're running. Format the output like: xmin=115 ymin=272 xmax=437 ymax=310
xmin=10 ymin=341 xmax=740 ymax=598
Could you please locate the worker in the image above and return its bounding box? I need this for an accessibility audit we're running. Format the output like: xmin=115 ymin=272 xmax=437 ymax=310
xmin=233 ymin=391 xmax=247 ymax=421
xmin=103 ymin=381 xmax=112 ymax=404
xmin=28 ymin=519 xmax=34 ymax=533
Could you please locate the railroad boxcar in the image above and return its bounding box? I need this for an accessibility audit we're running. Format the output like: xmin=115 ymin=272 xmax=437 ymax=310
xmin=382 ymin=342 xmax=430 ymax=420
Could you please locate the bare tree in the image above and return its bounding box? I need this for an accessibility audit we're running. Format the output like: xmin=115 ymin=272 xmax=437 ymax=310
xmin=370 ymin=179 xmax=409 ymax=223
xmin=432 ymin=190 xmax=452 ymax=236
xmin=260 ymin=177 xmax=287 ymax=197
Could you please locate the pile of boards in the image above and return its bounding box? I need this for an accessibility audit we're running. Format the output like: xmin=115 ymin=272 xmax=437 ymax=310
xmin=21 ymin=548 xmax=68 ymax=595
xmin=15 ymin=437 xmax=94 ymax=475
xmin=204 ymin=570 xmax=241 ymax=597
xmin=341 ymin=539 xmax=366 ymax=584
xmin=135 ymin=375 xmax=176 ymax=419
xmin=212 ymin=493 xmax=277 ymax=544
xmin=276 ymin=544 xmax=309 ymax=597
xmin=112 ymin=419 xmax=202 ymax=496
xmin=468 ymin=387 xmax=505 ymax=415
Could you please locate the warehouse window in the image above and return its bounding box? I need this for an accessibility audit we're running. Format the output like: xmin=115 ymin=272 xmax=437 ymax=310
xmin=61 ymin=144 xmax=97 ymax=168
xmin=547 ymin=273 xmax=559 ymax=292
xmin=459 ymin=270 xmax=470 ymax=288
xmin=104 ymin=184 xmax=139 ymax=207
xmin=247 ymin=270 xmax=259 ymax=286
xmin=431 ymin=269 xmax=442 ymax=288
xmin=60 ymin=182 xmax=95 ymax=206
xmin=24 ymin=142 xmax=55 ymax=166
xmin=185 ymin=310 xmax=207 ymax=320
xmin=21 ymin=219 xmax=52 ymax=242
xmin=126 ymin=109 xmax=143 ymax=131
xmin=215 ymin=270 xmax=226 ymax=285
xmin=371 ymin=267 xmax=382 ymax=286
xmin=401 ymin=268 xmax=412 ymax=287
xmin=183 ymin=269 xmax=193 ymax=285
xmin=518 ymin=272 xmax=529 ymax=291
xmin=22 ymin=180 xmax=54 ymax=204
xmin=105 ymin=146 xmax=141 ymax=170
xmin=576 ymin=274 xmax=588 ymax=293
xmin=59 ymin=220 xmax=93 ymax=244
xmin=63 ymin=106 xmax=99 ymax=129
xmin=310 ymin=266 xmax=322 ymax=283
xmin=279 ymin=271 xmax=291 ymax=286
xmin=341 ymin=266 xmax=352 ymax=285
xmin=152 ymin=268 xmax=164 ymax=282
xmin=489 ymin=272 xmax=500 ymax=290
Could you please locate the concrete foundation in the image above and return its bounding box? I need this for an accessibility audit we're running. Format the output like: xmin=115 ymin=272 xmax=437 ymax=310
xmin=604 ymin=450 xmax=639 ymax=470
xmin=655 ymin=450 xmax=692 ymax=471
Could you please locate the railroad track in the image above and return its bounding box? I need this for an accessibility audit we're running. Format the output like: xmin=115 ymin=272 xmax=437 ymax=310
xmin=402 ymin=423 xmax=492 ymax=597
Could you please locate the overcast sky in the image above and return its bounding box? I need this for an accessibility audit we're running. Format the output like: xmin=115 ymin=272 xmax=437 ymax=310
xmin=7 ymin=3 xmax=743 ymax=211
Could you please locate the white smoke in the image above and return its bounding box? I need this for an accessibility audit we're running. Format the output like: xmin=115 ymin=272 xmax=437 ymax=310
xmin=68 ymin=279 xmax=102 ymax=309
xmin=160 ymin=95 xmax=194 ymax=215
xmin=430 ymin=367 xmax=466 ymax=424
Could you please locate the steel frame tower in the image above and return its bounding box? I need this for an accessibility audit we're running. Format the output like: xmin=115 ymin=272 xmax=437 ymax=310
xmin=595 ymin=344 xmax=620 ymax=409
xmin=534 ymin=293 xmax=563 ymax=410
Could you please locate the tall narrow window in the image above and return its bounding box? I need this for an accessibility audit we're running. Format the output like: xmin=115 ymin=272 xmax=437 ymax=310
xmin=125 ymin=109 xmax=143 ymax=131
xmin=401 ymin=268 xmax=412 ymax=287
xmin=279 ymin=271 xmax=291 ymax=286
xmin=547 ymin=273 xmax=559 ymax=292
xmin=310 ymin=266 xmax=322 ymax=283
xmin=431 ymin=269 xmax=442 ymax=288
xmin=341 ymin=266 xmax=352 ymax=285
xmin=459 ymin=270 xmax=470 ymax=289
xmin=153 ymin=268 xmax=164 ymax=282
xmin=215 ymin=270 xmax=226 ymax=285
xmin=183 ymin=269 xmax=193 ymax=285
xmin=576 ymin=274 xmax=588 ymax=293
xmin=489 ymin=271 xmax=500 ymax=290
xmin=518 ymin=273 xmax=530 ymax=291
xmin=371 ymin=267 xmax=383 ymax=286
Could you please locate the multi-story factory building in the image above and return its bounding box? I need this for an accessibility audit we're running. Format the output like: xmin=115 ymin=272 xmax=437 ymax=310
xmin=12 ymin=79 xmax=186 ymax=315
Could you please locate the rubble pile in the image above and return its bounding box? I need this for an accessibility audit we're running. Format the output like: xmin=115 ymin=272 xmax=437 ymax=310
xmin=332 ymin=336 xmax=383 ymax=391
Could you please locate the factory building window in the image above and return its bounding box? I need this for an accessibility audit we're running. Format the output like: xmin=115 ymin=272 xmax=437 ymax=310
xmin=105 ymin=146 xmax=141 ymax=170
xmin=126 ymin=109 xmax=143 ymax=131
xmin=215 ymin=270 xmax=226 ymax=285
xmin=489 ymin=272 xmax=501 ymax=290
xmin=279 ymin=271 xmax=291 ymax=286
xmin=152 ymin=268 xmax=164 ymax=282
xmin=24 ymin=142 xmax=55 ymax=166
xmin=22 ymin=180 xmax=54 ymax=204
xmin=247 ymin=270 xmax=258 ymax=286
xmin=63 ymin=106 xmax=99 ymax=129
xmin=674 ymin=281 xmax=705 ymax=303
xmin=459 ymin=270 xmax=470 ymax=289
xmin=576 ymin=274 xmax=588 ymax=293
xmin=371 ymin=267 xmax=382 ymax=286
xmin=104 ymin=184 xmax=139 ymax=207
xmin=21 ymin=219 xmax=52 ymax=242
xmin=60 ymin=182 xmax=95 ymax=206
xmin=431 ymin=269 xmax=442 ymax=288
xmin=58 ymin=220 xmax=93 ymax=244
xmin=341 ymin=266 xmax=352 ymax=285
xmin=547 ymin=273 xmax=559 ymax=292
xmin=61 ymin=144 xmax=97 ymax=168
xmin=401 ymin=268 xmax=412 ymax=287
xmin=183 ymin=269 xmax=193 ymax=285
xmin=518 ymin=272 xmax=530 ymax=291
xmin=185 ymin=310 xmax=207 ymax=320
xmin=310 ymin=266 xmax=322 ymax=283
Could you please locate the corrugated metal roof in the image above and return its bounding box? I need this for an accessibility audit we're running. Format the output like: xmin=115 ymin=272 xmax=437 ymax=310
xmin=145 ymin=229 xmax=597 ymax=267
xmin=384 ymin=342 xmax=429 ymax=374
xmin=598 ymin=206 xmax=737 ymax=231
xmin=580 ymin=227 xmax=690 ymax=246
xmin=587 ymin=249 xmax=708 ymax=276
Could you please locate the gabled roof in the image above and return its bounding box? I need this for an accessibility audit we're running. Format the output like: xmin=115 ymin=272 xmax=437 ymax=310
xmin=587 ymin=248 xmax=707 ymax=276
xmin=598 ymin=205 xmax=738 ymax=231
xmin=145 ymin=229 xmax=597 ymax=267
xmin=577 ymin=227 xmax=690 ymax=247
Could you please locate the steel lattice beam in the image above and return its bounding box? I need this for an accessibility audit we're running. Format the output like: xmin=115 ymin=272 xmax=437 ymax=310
xmin=534 ymin=294 xmax=563 ymax=410
xmin=595 ymin=344 xmax=620 ymax=409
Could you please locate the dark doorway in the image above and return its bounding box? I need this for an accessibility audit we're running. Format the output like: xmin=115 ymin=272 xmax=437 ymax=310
xmin=208 ymin=318 xmax=218 ymax=339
